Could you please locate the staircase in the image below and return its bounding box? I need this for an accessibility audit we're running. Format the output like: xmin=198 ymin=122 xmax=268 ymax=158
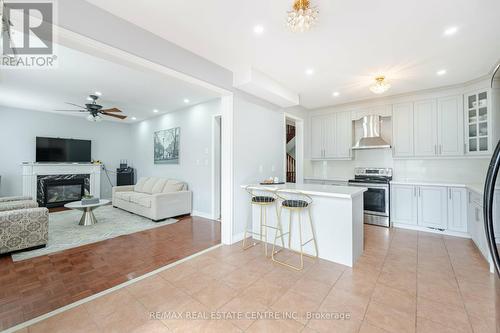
xmin=286 ymin=124 xmax=296 ymax=183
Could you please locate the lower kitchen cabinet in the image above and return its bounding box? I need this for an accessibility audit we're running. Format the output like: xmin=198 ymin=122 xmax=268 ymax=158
xmin=447 ymin=187 xmax=467 ymax=232
xmin=391 ymin=184 xmax=465 ymax=232
xmin=391 ymin=185 xmax=418 ymax=225
xmin=468 ymin=191 xmax=489 ymax=259
xmin=418 ymin=186 xmax=448 ymax=229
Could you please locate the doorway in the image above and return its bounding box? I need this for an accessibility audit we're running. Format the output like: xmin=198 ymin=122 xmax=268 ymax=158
xmin=212 ymin=115 xmax=222 ymax=220
xmin=284 ymin=113 xmax=304 ymax=184
xmin=286 ymin=118 xmax=297 ymax=183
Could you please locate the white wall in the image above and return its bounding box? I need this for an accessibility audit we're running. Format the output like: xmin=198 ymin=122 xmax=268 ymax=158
xmin=129 ymin=99 xmax=222 ymax=216
xmin=0 ymin=106 xmax=133 ymax=198
xmin=232 ymin=91 xmax=307 ymax=239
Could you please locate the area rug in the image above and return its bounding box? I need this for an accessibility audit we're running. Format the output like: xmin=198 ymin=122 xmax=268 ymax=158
xmin=11 ymin=205 xmax=178 ymax=261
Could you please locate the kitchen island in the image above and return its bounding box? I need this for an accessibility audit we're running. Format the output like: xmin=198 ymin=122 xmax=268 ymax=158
xmin=242 ymin=184 xmax=367 ymax=267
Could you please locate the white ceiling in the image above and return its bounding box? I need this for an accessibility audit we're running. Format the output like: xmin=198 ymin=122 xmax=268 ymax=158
xmin=86 ymin=0 xmax=500 ymax=109
xmin=0 ymin=44 xmax=220 ymax=122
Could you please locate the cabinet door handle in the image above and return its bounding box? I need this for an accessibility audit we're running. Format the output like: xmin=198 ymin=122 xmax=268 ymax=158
xmin=439 ymin=145 xmax=442 ymax=155
xmin=475 ymin=207 xmax=479 ymax=221
xmin=448 ymin=188 xmax=451 ymax=200
xmin=413 ymin=187 xmax=416 ymax=197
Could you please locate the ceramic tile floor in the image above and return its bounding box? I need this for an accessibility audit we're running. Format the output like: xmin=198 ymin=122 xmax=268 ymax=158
xmin=17 ymin=225 xmax=500 ymax=333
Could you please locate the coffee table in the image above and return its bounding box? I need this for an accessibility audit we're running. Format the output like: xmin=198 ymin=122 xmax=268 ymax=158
xmin=64 ymin=199 xmax=110 ymax=226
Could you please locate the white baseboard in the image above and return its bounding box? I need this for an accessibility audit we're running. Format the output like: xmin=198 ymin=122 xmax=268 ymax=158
xmin=393 ymin=223 xmax=471 ymax=238
xmin=191 ymin=210 xmax=214 ymax=219
xmin=232 ymin=232 xmax=245 ymax=244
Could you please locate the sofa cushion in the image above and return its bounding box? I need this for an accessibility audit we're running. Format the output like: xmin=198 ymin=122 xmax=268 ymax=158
xmin=134 ymin=177 xmax=149 ymax=193
xmin=151 ymin=178 xmax=168 ymax=194
xmin=129 ymin=193 xmax=152 ymax=208
xmin=114 ymin=191 xmax=136 ymax=202
xmin=141 ymin=177 xmax=161 ymax=194
xmin=163 ymin=180 xmax=186 ymax=193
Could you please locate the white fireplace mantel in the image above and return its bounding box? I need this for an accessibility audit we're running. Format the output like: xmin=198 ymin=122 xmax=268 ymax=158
xmin=22 ymin=163 xmax=102 ymax=199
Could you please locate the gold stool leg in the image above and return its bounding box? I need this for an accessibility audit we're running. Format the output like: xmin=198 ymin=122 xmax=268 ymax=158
xmin=272 ymin=204 xmax=286 ymax=258
xmin=308 ymin=207 xmax=319 ymax=257
xmin=242 ymin=204 xmax=262 ymax=251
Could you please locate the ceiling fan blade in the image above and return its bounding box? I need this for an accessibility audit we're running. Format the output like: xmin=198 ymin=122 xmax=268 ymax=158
xmin=53 ymin=109 xmax=88 ymax=112
xmin=101 ymin=112 xmax=127 ymax=120
xmin=65 ymin=102 xmax=87 ymax=109
xmin=100 ymin=108 xmax=122 ymax=113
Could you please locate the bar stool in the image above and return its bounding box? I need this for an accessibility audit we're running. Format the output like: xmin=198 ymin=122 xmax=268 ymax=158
xmin=242 ymin=186 xmax=284 ymax=257
xmin=272 ymin=190 xmax=318 ymax=270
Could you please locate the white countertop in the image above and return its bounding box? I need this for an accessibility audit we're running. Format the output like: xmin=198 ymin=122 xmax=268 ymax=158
xmin=242 ymin=183 xmax=366 ymax=199
xmin=304 ymin=177 xmax=349 ymax=183
xmin=391 ymin=179 xmax=488 ymax=195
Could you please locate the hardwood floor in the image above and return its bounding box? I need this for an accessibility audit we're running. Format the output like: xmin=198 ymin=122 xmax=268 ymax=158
xmin=0 ymin=215 xmax=221 ymax=331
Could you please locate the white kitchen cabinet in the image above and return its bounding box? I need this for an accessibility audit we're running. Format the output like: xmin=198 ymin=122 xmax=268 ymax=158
xmin=468 ymin=191 xmax=489 ymax=259
xmin=414 ymin=100 xmax=438 ymax=157
xmin=310 ymin=111 xmax=351 ymax=160
xmin=391 ymin=185 xmax=418 ymax=225
xmin=447 ymin=187 xmax=467 ymax=232
xmin=418 ymin=186 xmax=448 ymax=229
xmin=465 ymin=90 xmax=491 ymax=155
xmin=336 ymin=111 xmax=352 ymax=158
xmin=324 ymin=114 xmax=337 ymax=158
xmin=438 ymin=96 xmax=464 ymax=156
xmin=311 ymin=115 xmax=325 ymax=159
xmin=392 ymin=103 xmax=414 ymax=157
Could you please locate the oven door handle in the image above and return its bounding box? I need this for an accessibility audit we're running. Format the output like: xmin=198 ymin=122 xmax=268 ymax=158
xmin=348 ymin=183 xmax=389 ymax=189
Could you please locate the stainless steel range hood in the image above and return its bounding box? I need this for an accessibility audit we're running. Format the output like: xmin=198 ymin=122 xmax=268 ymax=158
xmin=352 ymin=115 xmax=391 ymax=150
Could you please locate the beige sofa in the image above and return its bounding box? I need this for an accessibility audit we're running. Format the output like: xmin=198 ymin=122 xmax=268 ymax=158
xmin=112 ymin=177 xmax=192 ymax=221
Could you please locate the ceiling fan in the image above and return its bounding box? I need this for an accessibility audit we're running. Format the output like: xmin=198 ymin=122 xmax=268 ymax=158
xmin=55 ymin=94 xmax=127 ymax=122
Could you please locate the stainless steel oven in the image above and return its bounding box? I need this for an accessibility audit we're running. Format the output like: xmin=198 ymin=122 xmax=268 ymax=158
xmin=348 ymin=168 xmax=392 ymax=227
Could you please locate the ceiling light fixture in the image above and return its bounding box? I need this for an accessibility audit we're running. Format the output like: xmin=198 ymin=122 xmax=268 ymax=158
xmin=443 ymin=26 xmax=458 ymax=36
xmin=184 ymin=99 xmax=190 ymax=103
xmin=369 ymin=76 xmax=391 ymax=94
xmin=253 ymin=25 xmax=264 ymax=35
xmin=437 ymin=69 xmax=447 ymax=76
xmin=305 ymin=68 xmax=315 ymax=76
xmin=153 ymin=109 xmax=159 ymax=113
xmin=131 ymin=117 xmax=137 ymax=120
xmin=287 ymin=0 xmax=319 ymax=33
xmin=87 ymin=114 xmax=102 ymax=122
xmin=94 ymin=91 xmax=102 ymax=96
xmin=332 ymin=91 xmax=340 ymax=97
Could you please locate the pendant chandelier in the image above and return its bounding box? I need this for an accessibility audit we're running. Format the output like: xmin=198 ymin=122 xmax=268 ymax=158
xmin=370 ymin=76 xmax=391 ymax=94
xmin=287 ymin=0 xmax=319 ymax=33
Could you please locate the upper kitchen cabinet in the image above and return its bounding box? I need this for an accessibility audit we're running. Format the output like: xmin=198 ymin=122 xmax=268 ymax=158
xmin=465 ymin=90 xmax=491 ymax=155
xmin=392 ymin=102 xmax=414 ymax=157
xmin=438 ymin=96 xmax=464 ymax=156
xmin=393 ymin=95 xmax=465 ymax=158
xmin=310 ymin=111 xmax=352 ymax=160
xmin=414 ymin=99 xmax=438 ymax=156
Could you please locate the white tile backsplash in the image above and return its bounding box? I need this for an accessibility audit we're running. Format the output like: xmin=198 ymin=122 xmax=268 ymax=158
xmin=306 ymin=151 xmax=489 ymax=184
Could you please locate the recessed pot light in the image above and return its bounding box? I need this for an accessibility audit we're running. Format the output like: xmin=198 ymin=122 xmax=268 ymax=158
xmin=443 ymin=26 xmax=458 ymax=36
xmin=332 ymin=91 xmax=340 ymax=97
xmin=253 ymin=25 xmax=264 ymax=35
xmin=437 ymin=69 xmax=447 ymax=76
xmin=153 ymin=109 xmax=159 ymax=113
xmin=131 ymin=117 xmax=137 ymax=120
xmin=305 ymin=68 xmax=315 ymax=76
xmin=184 ymin=99 xmax=190 ymax=103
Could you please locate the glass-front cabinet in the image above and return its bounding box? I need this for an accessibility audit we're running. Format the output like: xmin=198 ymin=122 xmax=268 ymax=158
xmin=466 ymin=90 xmax=490 ymax=154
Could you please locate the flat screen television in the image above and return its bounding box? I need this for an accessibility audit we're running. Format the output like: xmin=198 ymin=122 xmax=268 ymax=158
xmin=36 ymin=137 xmax=92 ymax=163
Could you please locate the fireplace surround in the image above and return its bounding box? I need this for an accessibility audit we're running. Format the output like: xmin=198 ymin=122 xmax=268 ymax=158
xmin=43 ymin=178 xmax=86 ymax=208
xmin=22 ymin=163 xmax=101 ymax=206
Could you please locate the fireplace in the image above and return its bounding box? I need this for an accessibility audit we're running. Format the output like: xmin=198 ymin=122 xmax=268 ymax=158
xmin=43 ymin=179 xmax=85 ymax=208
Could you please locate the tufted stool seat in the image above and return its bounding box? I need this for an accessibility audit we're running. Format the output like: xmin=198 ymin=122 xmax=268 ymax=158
xmin=282 ymin=199 xmax=308 ymax=208
xmin=252 ymin=196 xmax=276 ymax=204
